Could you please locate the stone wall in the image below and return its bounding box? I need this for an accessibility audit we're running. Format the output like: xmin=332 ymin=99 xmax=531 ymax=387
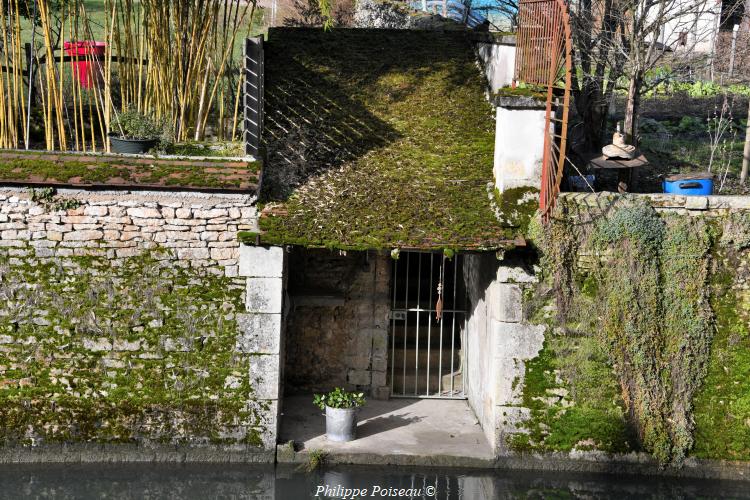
xmin=0 ymin=187 xmax=285 ymax=461
xmin=284 ymin=249 xmax=390 ymax=399
xmin=504 ymin=192 xmax=750 ymax=464
xmin=463 ymin=251 xmax=544 ymax=455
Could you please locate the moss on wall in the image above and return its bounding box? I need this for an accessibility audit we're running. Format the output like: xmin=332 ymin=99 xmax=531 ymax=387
xmin=0 ymin=153 xmax=259 ymax=191
xmin=0 ymin=251 xmax=262 ymax=446
xmin=692 ymin=245 xmax=750 ymax=460
xmin=509 ymin=335 xmax=636 ymax=454
xmin=516 ymin=198 xmax=750 ymax=466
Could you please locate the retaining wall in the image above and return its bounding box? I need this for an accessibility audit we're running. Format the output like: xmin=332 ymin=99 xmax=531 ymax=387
xmin=0 ymin=187 xmax=285 ymax=461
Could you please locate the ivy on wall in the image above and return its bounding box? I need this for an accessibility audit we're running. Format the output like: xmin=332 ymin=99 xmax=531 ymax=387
xmin=0 ymin=251 xmax=264 ymax=446
xmin=523 ymin=200 xmax=718 ymax=465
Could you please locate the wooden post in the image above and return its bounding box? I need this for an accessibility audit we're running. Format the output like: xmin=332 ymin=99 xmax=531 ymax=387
xmin=244 ymin=36 xmax=264 ymax=158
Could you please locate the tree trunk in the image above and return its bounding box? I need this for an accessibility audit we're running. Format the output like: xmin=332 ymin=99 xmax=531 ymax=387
xmin=573 ymin=79 xmax=609 ymax=151
xmin=623 ymin=71 xmax=643 ymax=146
xmin=741 ymin=98 xmax=750 ymax=185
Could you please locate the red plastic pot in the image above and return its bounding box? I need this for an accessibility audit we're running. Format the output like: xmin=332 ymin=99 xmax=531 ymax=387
xmin=64 ymin=41 xmax=106 ymax=89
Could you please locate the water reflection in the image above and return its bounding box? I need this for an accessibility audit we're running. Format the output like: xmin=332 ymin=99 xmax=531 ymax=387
xmin=0 ymin=463 xmax=748 ymax=499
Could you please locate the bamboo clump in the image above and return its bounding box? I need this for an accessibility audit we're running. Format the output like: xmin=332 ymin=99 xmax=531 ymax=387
xmin=0 ymin=0 xmax=256 ymax=151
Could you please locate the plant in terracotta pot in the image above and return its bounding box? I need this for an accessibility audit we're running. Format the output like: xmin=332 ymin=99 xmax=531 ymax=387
xmin=313 ymin=387 xmax=365 ymax=442
xmin=109 ymin=108 xmax=169 ymax=154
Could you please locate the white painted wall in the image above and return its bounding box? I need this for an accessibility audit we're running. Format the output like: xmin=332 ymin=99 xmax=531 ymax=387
xmin=476 ymin=42 xmax=516 ymax=92
xmin=494 ymin=105 xmax=547 ymax=192
xmin=649 ymin=0 xmax=720 ymax=53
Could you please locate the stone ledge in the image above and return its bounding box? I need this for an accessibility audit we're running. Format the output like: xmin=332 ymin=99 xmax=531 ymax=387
xmin=0 ymin=444 xmax=274 ymax=463
xmin=559 ymin=192 xmax=750 ymax=211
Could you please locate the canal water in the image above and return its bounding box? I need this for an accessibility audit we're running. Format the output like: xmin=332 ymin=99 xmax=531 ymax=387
xmin=0 ymin=463 xmax=748 ymax=499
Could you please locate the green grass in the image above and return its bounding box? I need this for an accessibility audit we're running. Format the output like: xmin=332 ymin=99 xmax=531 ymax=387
xmin=258 ymin=28 xmax=523 ymax=251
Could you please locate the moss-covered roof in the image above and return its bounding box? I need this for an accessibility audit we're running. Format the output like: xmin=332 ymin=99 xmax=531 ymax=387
xmin=0 ymin=151 xmax=259 ymax=192
xmin=259 ymin=28 xmax=526 ymax=251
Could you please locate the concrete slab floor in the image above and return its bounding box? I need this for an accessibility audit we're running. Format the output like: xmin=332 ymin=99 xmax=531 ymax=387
xmin=277 ymin=395 xmax=495 ymax=468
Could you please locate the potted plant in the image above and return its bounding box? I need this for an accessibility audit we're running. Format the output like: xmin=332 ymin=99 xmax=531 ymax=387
xmin=313 ymin=387 xmax=365 ymax=442
xmin=109 ymin=108 xmax=168 ymax=154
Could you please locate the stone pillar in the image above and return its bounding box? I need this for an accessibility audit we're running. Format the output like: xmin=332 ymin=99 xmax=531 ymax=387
xmin=494 ymin=96 xmax=548 ymax=193
xmin=490 ymin=259 xmax=545 ymax=456
xmin=463 ymin=253 xmax=545 ymax=457
xmin=370 ymin=253 xmax=391 ymax=400
xmin=238 ymin=244 xmax=286 ymax=449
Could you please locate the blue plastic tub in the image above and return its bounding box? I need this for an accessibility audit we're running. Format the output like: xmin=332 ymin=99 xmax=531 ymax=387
xmin=663 ymin=174 xmax=714 ymax=195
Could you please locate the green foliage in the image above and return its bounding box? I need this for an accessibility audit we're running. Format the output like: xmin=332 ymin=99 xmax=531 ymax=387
xmin=592 ymin=202 xmax=665 ymax=253
xmin=676 ymin=116 xmax=704 ymax=134
xmin=642 ymin=79 xmax=750 ymax=99
xmin=111 ymin=108 xmax=171 ymax=141
xmin=306 ymin=449 xmax=328 ymax=471
xmin=30 ymin=187 xmax=82 ymax=212
xmin=523 ymin=200 xmax=717 ymax=466
xmin=313 ymin=387 xmax=365 ymax=410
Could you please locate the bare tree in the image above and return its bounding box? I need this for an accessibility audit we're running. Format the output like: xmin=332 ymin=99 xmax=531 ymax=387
xmin=568 ymin=0 xmax=723 ymax=149
xmin=618 ymin=0 xmax=722 ymax=144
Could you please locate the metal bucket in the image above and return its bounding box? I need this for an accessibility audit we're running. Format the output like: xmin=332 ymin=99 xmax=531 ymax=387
xmin=325 ymin=406 xmax=358 ymax=442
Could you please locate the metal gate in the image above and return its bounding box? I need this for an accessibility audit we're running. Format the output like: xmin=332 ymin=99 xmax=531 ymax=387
xmin=389 ymin=252 xmax=467 ymax=399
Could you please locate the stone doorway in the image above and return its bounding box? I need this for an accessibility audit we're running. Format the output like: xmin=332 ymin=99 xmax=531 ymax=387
xmin=283 ymin=248 xmax=391 ymax=399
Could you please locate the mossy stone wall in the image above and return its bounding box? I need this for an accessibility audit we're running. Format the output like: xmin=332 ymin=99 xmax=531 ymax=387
xmin=0 ymin=188 xmax=281 ymax=458
xmin=511 ymin=193 xmax=750 ymax=466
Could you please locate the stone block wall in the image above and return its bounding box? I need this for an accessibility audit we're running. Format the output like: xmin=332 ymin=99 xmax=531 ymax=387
xmin=463 ymin=251 xmax=544 ymax=455
xmin=0 ymin=187 xmax=287 ymax=460
xmin=284 ymin=249 xmax=390 ymax=399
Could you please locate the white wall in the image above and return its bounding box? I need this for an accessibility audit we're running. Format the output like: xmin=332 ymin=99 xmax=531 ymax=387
xmin=650 ymin=0 xmax=720 ymax=54
xmin=494 ymin=105 xmax=547 ymax=192
xmin=476 ymin=42 xmax=516 ymax=92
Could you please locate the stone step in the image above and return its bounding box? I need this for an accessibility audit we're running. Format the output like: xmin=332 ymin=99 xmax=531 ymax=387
xmin=390 ymin=369 xmax=464 ymax=397
xmin=390 ymin=325 xmax=462 ymax=347
xmin=391 ymin=346 xmax=459 ymax=369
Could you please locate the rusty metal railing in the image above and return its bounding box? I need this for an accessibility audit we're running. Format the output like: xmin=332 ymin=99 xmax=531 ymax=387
xmin=513 ymin=0 xmax=573 ymax=222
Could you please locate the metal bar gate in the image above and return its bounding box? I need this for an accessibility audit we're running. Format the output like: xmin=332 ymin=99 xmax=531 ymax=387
xmin=389 ymin=252 xmax=467 ymax=399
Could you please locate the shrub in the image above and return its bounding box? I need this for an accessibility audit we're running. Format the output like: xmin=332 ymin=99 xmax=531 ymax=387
xmin=313 ymin=387 xmax=365 ymax=409
xmin=111 ymin=108 xmax=170 ymax=141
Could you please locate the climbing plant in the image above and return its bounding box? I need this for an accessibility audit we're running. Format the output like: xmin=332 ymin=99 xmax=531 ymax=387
xmin=529 ymin=200 xmax=715 ymax=465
